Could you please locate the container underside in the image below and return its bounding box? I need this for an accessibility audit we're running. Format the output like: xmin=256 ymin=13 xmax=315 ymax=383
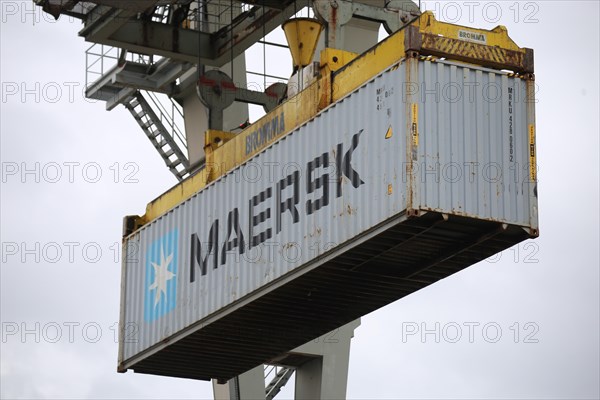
xmin=124 ymin=211 xmax=531 ymax=381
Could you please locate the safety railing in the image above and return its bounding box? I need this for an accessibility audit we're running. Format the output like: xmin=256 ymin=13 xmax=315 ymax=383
xmin=85 ymin=44 xmax=154 ymax=89
xmin=144 ymin=91 xmax=187 ymax=155
xmin=85 ymin=41 xmax=186 ymax=154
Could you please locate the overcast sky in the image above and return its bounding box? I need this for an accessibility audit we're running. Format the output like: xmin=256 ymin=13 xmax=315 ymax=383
xmin=1 ymin=1 xmax=599 ymax=399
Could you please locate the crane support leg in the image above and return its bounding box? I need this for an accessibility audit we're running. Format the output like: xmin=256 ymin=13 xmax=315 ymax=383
xmin=212 ymin=319 xmax=360 ymax=400
xmin=291 ymin=319 xmax=360 ymax=399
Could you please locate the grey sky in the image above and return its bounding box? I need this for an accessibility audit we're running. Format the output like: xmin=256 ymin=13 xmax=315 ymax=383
xmin=1 ymin=1 xmax=599 ymax=399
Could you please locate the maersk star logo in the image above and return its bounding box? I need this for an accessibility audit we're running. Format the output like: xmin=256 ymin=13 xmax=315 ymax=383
xmin=144 ymin=229 xmax=179 ymax=322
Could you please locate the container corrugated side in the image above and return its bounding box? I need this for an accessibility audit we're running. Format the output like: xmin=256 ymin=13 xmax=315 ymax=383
xmin=410 ymin=59 xmax=537 ymax=231
xmin=118 ymin=58 xmax=537 ymax=380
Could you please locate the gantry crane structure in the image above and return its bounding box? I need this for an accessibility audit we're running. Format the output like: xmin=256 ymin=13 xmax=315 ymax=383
xmin=34 ymin=1 xmax=537 ymax=398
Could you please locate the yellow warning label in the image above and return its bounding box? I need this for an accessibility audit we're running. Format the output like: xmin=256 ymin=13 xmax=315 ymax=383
xmin=385 ymin=125 xmax=393 ymax=139
xmin=411 ymin=103 xmax=418 ymax=147
xmin=528 ymin=124 xmax=536 ymax=182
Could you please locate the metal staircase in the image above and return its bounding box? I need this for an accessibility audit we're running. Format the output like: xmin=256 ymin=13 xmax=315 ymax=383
xmin=265 ymin=366 xmax=294 ymax=400
xmin=124 ymin=92 xmax=190 ymax=181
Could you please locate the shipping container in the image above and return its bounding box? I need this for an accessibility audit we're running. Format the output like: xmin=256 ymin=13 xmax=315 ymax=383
xmin=118 ymin=56 xmax=537 ymax=382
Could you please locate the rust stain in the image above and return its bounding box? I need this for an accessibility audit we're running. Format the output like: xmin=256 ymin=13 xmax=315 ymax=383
xmin=331 ymin=7 xmax=337 ymax=43
xmin=421 ymin=34 xmax=525 ymax=71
